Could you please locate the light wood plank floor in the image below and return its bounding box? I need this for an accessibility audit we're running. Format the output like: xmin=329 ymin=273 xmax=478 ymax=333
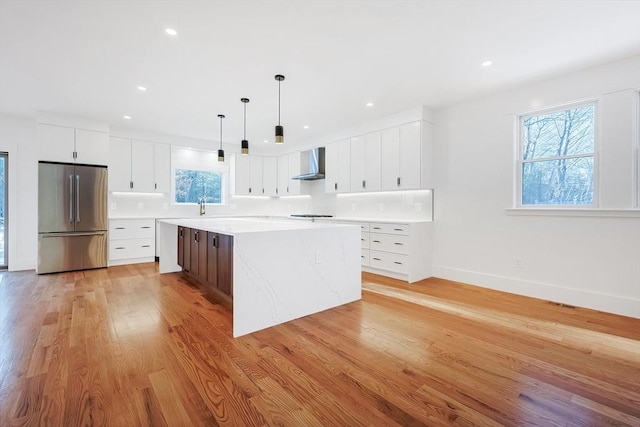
xmin=0 ymin=263 xmax=638 ymax=426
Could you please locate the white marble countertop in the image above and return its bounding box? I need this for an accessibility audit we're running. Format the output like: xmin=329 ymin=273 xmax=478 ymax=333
xmin=320 ymin=217 xmax=431 ymax=224
xmin=159 ymin=217 xmax=355 ymax=235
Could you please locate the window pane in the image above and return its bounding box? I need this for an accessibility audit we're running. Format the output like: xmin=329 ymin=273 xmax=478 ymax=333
xmin=522 ymin=157 xmax=594 ymax=205
xmin=523 ymin=105 xmax=594 ymax=160
xmin=175 ymin=169 xmax=222 ymax=203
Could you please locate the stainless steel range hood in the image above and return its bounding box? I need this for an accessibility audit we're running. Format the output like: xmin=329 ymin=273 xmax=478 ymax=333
xmin=292 ymin=147 xmax=325 ymax=180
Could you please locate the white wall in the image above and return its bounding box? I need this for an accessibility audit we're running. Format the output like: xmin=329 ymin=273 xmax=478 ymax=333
xmin=0 ymin=114 xmax=37 ymax=271
xmin=432 ymin=56 xmax=640 ymax=318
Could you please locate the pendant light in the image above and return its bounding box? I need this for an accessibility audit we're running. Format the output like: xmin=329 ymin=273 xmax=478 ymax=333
xmin=274 ymin=74 xmax=285 ymax=144
xmin=240 ymin=98 xmax=249 ymax=155
xmin=217 ymin=114 xmax=225 ymax=162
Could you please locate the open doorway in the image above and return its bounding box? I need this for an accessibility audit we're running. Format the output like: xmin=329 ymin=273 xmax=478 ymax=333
xmin=0 ymin=152 xmax=7 ymax=269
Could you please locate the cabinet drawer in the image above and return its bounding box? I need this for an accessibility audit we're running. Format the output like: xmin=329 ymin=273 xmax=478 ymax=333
xmin=109 ymin=238 xmax=155 ymax=260
xmin=369 ymin=222 xmax=409 ymax=235
xmin=361 ymin=232 xmax=370 ymax=249
xmin=109 ymin=219 xmax=155 ymax=239
xmin=369 ymin=233 xmax=409 ymax=254
xmin=369 ymin=250 xmax=409 ymax=274
xmin=361 ymin=249 xmax=370 ymax=267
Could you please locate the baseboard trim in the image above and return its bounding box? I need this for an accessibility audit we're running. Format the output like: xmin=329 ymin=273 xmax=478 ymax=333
xmin=433 ymin=265 xmax=640 ymax=319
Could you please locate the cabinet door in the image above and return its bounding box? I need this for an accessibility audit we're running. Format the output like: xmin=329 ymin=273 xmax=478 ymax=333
xmin=75 ymin=129 xmax=109 ymax=166
xmin=363 ymin=131 xmax=381 ymax=192
xmin=177 ymin=227 xmax=185 ymax=267
xmin=249 ymin=156 xmax=263 ymax=196
xmin=197 ymin=230 xmax=208 ymax=283
xmin=38 ymin=124 xmax=75 ymax=163
xmin=131 ymin=140 xmax=155 ymax=192
xmin=398 ymin=121 xmax=421 ymax=189
xmin=217 ymin=234 xmax=233 ymax=297
xmin=262 ymin=156 xmax=278 ymax=196
xmin=324 ymin=143 xmax=339 ymax=193
xmin=350 ymin=135 xmax=366 ymax=192
xmin=277 ymin=154 xmax=289 ymax=196
xmin=183 ymin=228 xmax=192 ymax=272
xmin=207 ymin=232 xmax=218 ymax=289
xmin=108 ymin=137 xmax=132 ymax=191
xmin=154 ymin=142 xmax=171 ymax=193
xmin=190 ymin=229 xmax=200 ymax=277
xmin=288 ymin=152 xmax=302 ymax=195
xmin=231 ymin=155 xmax=251 ymax=195
xmin=336 ymin=140 xmax=351 ymax=193
xmin=381 ymin=127 xmax=401 ymax=190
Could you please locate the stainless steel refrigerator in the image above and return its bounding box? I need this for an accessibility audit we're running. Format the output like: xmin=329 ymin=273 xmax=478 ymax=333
xmin=37 ymin=162 xmax=108 ymax=274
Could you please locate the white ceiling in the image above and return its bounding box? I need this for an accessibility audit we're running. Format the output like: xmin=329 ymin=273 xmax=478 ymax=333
xmin=1 ymin=0 xmax=639 ymax=151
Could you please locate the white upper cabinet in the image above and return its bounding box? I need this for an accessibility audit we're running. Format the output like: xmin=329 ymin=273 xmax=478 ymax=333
xmin=231 ymin=154 xmax=251 ymax=196
xmin=108 ymin=138 xmax=170 ymax=193
xmin=277 ymin=154 xmax=289 ymax=196
xmin=38 ymin=124 xmax=108 ymax=165
xmin=277 ymin=152 xmax=302 ymax=196
xmin=231 ymin=154 xmax=263 ymax=196
xmin=154 ymin=143 xmax=171 ymax=193
xmin=287 ymin=152 xmax=302 ymax=195
xmin=131 ymin=140 xmax=155 ymax=192
xmin=250 ymin=155 xmax=263 ymax=195
xmin=262 ymin=156 xmax=278 ymax=196
xmin=108 ymin=137 xmax=133 ymax=191
xmin=350 ymin=132 xmax=381 ymax=192
xmin=381 ymin=121 xmax=421 ymax=190
xmin=325 ymin=140 xmax=350 ymax=193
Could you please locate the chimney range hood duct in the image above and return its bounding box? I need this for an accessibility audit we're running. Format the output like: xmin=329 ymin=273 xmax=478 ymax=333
xmin=292 ymin=147 xmax=325 ymax=180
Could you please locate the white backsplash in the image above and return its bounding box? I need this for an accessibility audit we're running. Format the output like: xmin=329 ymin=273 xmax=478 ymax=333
xmin=109 ymin=180 xmax=433 ymax=221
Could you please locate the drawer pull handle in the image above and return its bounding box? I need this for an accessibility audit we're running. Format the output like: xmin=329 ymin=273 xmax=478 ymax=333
xmin=394 ymin=261 xmax=403 ymax=265
xmin=115 ymin=227 xmax=125 ymax=230
xmin=141 ymin=226 xmax=151 ymax=229
xmin=141 ymin=245 xmax=150 ymax=248
xmin=394 ymin=242 xmax=404 ymax=245
xmin=373 ymin=240 xmax=380 ymax=243
xmin=373 ymin=257 xmax=381 ymax=261
xmin=373 ymin=227 xmax=381 ymax=230
xmin=394 ymin=228 xmax=404 ymax=231
xmin=115 ymin=247 xmax=125 ymax=250
xmin=361 ymin=239 xmax=365 ymax=241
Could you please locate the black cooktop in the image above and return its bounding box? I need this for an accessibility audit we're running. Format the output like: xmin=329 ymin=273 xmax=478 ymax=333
xmin=290 ymin=214 xmax=334 ymax=218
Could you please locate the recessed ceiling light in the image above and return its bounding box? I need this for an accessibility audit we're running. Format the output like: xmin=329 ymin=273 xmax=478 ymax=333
xmin=263 ymin=139 xmax=269 ymax=143
xmin=123 ymin=115 xmax=131 ymax=120
xmin=481 ymin=60 xmax=493 ymax=67
xmin=165 ymin=28 xmax=178 ymax=36
xmin=366 ymin=102 xmax=374 ymax=107
xmin=137 ymin=86 xmax=147 ymax=91
xmin=303 ymin=125 xmax=309 ymax=129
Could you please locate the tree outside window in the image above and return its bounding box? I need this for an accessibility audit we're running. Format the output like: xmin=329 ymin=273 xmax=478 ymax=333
xmin=520 ymin=103 xmax=595 ymax=205
xmin=175 ymin=169 xmax=222 ymax=203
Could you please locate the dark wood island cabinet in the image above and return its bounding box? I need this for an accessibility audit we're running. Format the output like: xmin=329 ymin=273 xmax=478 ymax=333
xmin=178 ymin=226 xmax=233 ymax=298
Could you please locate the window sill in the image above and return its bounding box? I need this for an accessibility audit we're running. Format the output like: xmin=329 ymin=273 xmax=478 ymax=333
xmin=505 ymin=208 xmax=640 ymax=218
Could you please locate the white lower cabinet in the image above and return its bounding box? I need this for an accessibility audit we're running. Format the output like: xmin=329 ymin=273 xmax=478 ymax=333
xmin=339 ymin=219 xmax=432 ymax=283
xmin=108 ymin=219 xmax=156 ymax=265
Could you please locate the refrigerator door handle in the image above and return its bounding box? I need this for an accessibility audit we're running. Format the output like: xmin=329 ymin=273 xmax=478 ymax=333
xmin=76 ymin=174 xmax=81 ymax=223
xmin=41 ymin=231 xmax=106 ymax=238
xmin=69 ymin=174 xmax=74 ymax=223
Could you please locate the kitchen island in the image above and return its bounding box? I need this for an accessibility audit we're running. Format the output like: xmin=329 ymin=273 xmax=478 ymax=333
xmin=158 ymin=217 xmax=361 ymax=337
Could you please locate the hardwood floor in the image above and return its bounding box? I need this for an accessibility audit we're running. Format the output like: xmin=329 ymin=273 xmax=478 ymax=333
xmin=0 ymin=264 xmax=638 ymax=426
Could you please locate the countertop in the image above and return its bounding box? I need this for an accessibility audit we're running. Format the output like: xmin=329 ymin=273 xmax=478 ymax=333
xmin=159 ymin=217 xmax=355 ymax=235
xmin=112 ymin=215 xmax=431 ymax=224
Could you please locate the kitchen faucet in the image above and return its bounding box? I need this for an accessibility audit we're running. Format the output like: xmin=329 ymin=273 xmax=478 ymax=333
xmin=199 ymin=196 xmax=206 ymax=216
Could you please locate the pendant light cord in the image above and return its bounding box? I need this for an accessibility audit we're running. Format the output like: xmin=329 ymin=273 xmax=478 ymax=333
xmin=219 ymin=116 xmax=223 ymax=149
xmin=243 ymin=102 xmax=247 ymax=139
xmin=278 ymin=80 xmax=281 ymax=125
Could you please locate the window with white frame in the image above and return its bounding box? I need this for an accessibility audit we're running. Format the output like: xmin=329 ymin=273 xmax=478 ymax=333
xmin=171 ymin=147 xmax=228 ymax=204
xmin=518 ymin=102 xmax=596 ymax=206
